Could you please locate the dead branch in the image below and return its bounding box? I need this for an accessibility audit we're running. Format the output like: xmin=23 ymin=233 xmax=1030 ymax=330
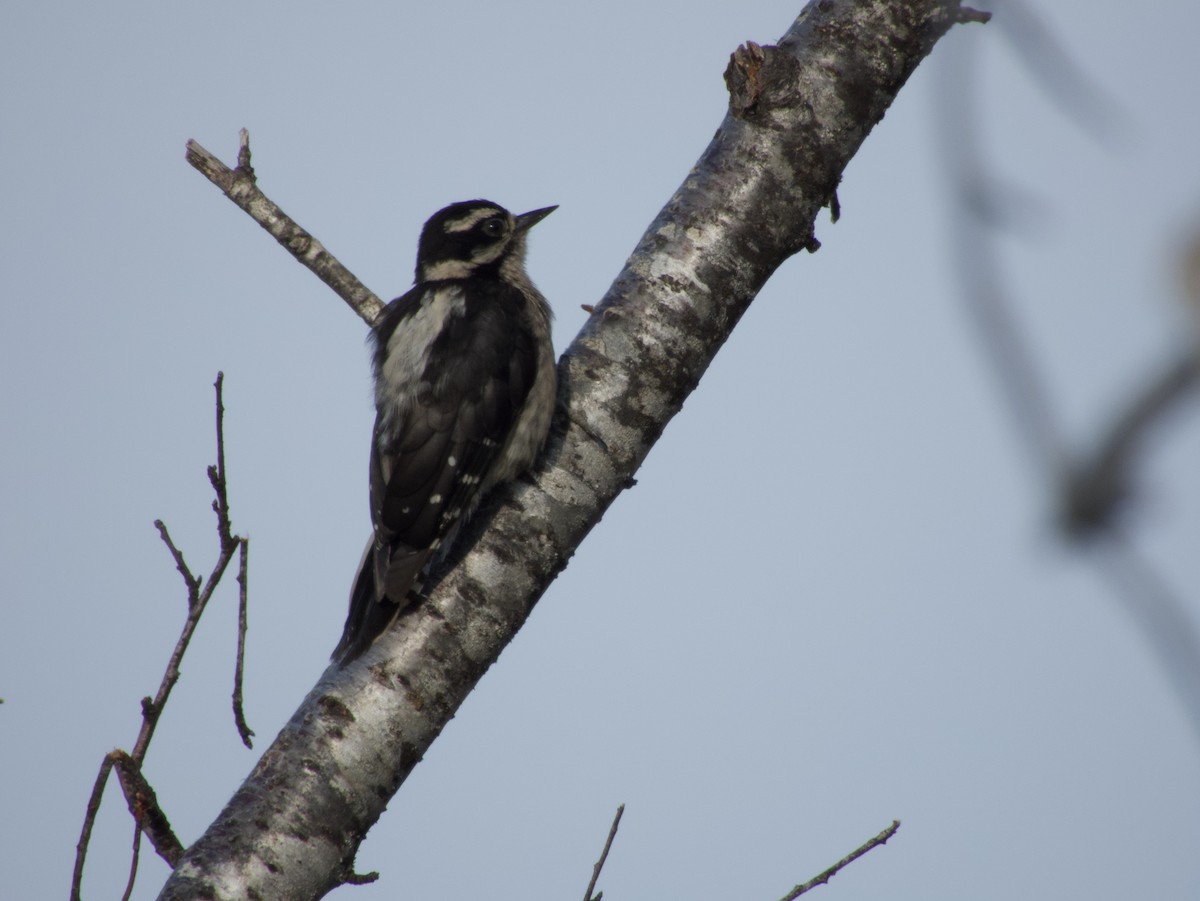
xmin=186 ymin=129 xmax=385 ymax=326
xmin=71 ymin=375 xmax=250 ymax=900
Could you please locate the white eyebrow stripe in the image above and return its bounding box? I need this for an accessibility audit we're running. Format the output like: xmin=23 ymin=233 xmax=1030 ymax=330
xmin=443 ymin=208 xmax=503 ymax=233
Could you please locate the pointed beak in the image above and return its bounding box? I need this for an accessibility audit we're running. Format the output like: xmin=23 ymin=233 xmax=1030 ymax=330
xmin=515 ymin=205 xmax=558 ymax=233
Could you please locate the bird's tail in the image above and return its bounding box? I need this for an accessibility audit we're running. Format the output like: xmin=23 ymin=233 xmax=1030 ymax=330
xmin=331 ymin=538 xmax=428 ymax=666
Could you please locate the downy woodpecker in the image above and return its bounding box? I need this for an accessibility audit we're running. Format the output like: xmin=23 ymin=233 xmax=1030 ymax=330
xmin=332 ymin=200 xmax=557 ymax=665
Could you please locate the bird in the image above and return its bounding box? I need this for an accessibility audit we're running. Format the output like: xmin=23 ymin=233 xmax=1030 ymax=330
xmin=332 ymin=199 xmax=558 ymax=665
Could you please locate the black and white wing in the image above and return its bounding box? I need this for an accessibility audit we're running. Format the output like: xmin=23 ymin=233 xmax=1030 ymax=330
xmin=332 ymin=281 xmax=539 ymax=664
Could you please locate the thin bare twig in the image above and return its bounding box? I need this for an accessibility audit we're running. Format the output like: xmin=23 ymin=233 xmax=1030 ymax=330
xmin=233 ymin=537 xmax=254 ymax=748
xmin=153 ymin=520 xmax=200 ymax=605
xmin=71 ymin=754 xmax=116 ymax=897
xmin=121 ymin=824 xmax=140 ymax=901
xmin=71 ymin=376 xmax=250 ymax=901
xmin=583 ymin=804 xmax=625 ymax=901
xmin=210 ymin=372 xmax=234 ymax=546
xmin=779 ymin=820 xmax=900 ymax=900
xmin=186 ymin=129 xmax=385 ymax=326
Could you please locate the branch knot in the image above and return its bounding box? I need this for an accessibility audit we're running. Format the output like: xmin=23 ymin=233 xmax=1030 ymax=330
xmin=725 ymin=40 xmax=768 ymax=116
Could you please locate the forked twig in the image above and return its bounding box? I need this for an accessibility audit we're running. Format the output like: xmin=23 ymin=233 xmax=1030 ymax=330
xmin=132 ymin=374 xmax=242 ymax=762
xmin=120 ymin=821 xmax=141 ymax=901
xmin=71 ymin=375 xmax=251 ymax=900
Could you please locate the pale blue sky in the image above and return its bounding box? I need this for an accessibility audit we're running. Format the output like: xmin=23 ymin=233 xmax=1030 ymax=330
xmin=3 ymin=2 xmax=1198 ymax=899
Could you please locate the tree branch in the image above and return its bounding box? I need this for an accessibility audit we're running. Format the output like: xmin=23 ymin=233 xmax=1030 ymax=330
xmin=160 ymin=3 xmax=984 ymax=898
xmin=186 ymin=129 xmax=385 ymax=326
xmin=111 ymin=750 xmax=185 ymax=867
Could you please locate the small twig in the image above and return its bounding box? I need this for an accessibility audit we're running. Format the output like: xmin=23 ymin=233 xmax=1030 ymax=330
xmin=120 ymin=825 xmax=140 ymax=901
xmin=779 ymin=820 xmax=900 ymax=900
xmin=185 ymin=130 xmax=385 ymax=325
xmin=233 ymin=537 xmax=254 ymax=748
xmin=154 ymin=520 xmax=200 ymax=605
xmin=210 ymin=372 xmax=235 ymax=549
xmin=583 ymin=804 xmax=625 ymax=901
xmin=955 ymin=6 xmax=991 ymax=25
xmin=71 ymin=755 xmax=116 ymax=900
xmin=341 ymin=868 xmax=380 ymax=886
xmin=135 ymin=542 xmax=239 ymax=756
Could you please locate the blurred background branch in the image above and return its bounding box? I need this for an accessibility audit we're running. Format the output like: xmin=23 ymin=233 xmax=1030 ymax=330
xmin=936 ymin=0 xmax=1200 ymax=733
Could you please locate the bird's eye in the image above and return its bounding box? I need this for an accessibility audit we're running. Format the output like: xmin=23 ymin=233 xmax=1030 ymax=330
xmin=480 ymin=218 xmax=506 ymax=238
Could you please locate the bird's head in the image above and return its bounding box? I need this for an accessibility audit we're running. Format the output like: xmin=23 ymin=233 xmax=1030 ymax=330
xmin=415 ymin=200 xmax=556 ymax=283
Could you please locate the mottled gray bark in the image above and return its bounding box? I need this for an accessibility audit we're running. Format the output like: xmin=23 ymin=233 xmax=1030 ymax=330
xmin=159 ymin=1 xmax=985 ymax=898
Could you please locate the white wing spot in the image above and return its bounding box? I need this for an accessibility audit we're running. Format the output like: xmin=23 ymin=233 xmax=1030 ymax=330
xmin=430 ymin=494 xmax=443 ymax=505
xmin=448 ymin=456 xmax=457 ymax=467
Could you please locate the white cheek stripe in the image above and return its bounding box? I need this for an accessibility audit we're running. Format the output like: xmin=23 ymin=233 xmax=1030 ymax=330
xmin=421 ymin=259 xmax=476 ymax=281
xmin=470 ymin=242 xmax=507 ymax=265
